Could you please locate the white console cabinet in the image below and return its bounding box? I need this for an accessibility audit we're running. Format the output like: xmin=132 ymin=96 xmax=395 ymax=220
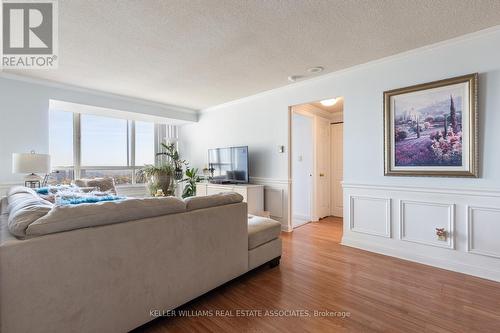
xmin=196 ymin=183 xmax=264 ymax=215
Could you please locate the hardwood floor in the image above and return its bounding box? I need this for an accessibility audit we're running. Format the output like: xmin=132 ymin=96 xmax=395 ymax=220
xmin=134 ymin=217 xmax=500 ymax=333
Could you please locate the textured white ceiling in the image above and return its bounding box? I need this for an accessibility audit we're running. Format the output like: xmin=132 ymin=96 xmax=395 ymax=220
xmin=8 ymin=0 xmax=500 ymax=110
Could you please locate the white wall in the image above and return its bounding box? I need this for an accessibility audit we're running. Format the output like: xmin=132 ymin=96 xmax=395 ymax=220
xmin=0 ymin=74 xmax=197 ymax=185
xmin=183 ymin=27 xmax=500 ymax=281
xmin=291 ymin=112 xmax=313 ymax=226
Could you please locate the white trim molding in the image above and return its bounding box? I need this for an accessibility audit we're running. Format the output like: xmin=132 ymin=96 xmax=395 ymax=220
xmin=250 ymin=177 xmax=290 ymax=186
xmin=343 ymin=182 xmax=500 ymax=198
xmin=467 ymin=205 xmax=500 ymax=259
xmin=399 ymin=200 xmax=455 ymax=250
xmin=349 ymin=195 xmax=391 ymax=238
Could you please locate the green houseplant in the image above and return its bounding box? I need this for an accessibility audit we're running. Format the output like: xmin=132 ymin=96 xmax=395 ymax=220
xmin=157 ymin=143 xmax=187 ymax=180
xmin=181 ymin=167 xmax=201 ymax=198
xmin=137 ymin=141 xmax=196 ymax=197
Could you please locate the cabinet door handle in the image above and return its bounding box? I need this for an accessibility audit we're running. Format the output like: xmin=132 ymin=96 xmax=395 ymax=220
xmin=319 ymin=173 xmax=325 ymax=177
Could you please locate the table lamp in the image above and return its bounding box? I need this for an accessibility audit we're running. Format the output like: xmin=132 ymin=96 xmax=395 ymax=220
xmin=12 ymin=151 xmax=51 ymax=188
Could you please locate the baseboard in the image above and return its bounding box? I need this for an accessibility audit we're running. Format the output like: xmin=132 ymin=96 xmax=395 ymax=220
xmin=341 ymin=236 xmax=500 ymax=282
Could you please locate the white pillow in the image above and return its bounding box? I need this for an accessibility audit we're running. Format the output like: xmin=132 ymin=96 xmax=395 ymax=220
xmin=7 ymin=187 xmax=53 ymax=237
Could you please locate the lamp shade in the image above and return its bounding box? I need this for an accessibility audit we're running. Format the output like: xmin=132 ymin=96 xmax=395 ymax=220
xmin=12 ymin=153 xmax=51 ymax=174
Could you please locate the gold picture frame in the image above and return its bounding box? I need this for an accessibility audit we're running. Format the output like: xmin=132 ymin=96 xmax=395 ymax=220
xmin=384 ymin=73 xmax=478 ymax=177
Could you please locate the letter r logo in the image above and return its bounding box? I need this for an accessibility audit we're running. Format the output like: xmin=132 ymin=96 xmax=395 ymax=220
xmin=2 ymin=2 xmax=53 ymax=54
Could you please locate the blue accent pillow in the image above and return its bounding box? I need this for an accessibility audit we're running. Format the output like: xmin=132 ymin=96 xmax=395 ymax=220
xmin=36 ymin=187 xmax=49 ymax=195
xmin=57 ymin=195 xmax=124 ymax=205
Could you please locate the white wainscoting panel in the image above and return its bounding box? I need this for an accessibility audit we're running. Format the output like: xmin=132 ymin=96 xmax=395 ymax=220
xmin=264 ymin=188 xmax=284 ymax=218
xmin=399 ymin=200 xmax=454 ymax=249
xmin=250 ymin=177 xmax=290 ymax=230
xmin=349 ymin=196 xmax=391 ymax=237
xmin=343 ymin=183 xmax=500 ymax=282
xmin=467 ymin=206 xmax=500 ymax=259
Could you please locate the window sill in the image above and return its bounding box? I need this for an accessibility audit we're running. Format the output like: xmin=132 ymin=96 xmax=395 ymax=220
xmin=116 ymin=184 xmax=146 ymax=189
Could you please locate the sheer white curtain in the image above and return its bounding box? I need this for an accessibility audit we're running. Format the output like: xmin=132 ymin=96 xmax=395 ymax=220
xmin=154 ymin=124 xmax=180 ymax=164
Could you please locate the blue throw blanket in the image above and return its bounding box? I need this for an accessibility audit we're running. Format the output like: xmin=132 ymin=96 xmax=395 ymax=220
xmin=57 ymin=195 xmax=124 ymax=205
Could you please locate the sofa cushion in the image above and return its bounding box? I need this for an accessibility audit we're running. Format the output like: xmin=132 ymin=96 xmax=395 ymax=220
xmin=26 ymin=196 xmax=186 ymax=237
xmin=6 ymin=186 xmax=53 ymax=237
xmin=73 ymin=177 xmax=117 ymax=194
xmin=184 ymin=192 xmax=243 ymax=211
xmin=247 ymin=215 xmax=282 ymax=250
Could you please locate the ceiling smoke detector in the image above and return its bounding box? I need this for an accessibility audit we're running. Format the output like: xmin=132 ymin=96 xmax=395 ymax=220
xmin=307 ymin=66 xmax=324 ymax=74
xmin=288 ymin=75 xmax=302 ymax=82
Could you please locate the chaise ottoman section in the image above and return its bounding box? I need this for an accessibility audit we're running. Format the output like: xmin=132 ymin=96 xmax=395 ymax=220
xmin=248 ymin=215 xmax=282 ymax=270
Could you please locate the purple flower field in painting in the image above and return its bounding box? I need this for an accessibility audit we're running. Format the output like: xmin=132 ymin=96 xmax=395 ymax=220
xmin=394 ymin=93 xmax=463 ymax=167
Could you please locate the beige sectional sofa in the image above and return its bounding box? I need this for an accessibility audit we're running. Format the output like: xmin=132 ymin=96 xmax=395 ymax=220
xmin=0 ymin=187 xmax=282 ymax=333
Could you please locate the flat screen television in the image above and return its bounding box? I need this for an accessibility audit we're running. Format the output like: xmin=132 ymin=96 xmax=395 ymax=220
xmin=208 ymin=146 xmax=249 ymax=184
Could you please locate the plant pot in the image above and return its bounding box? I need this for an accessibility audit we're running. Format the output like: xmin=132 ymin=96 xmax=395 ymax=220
xmin=147 ymin=173 xmax=172 ymax=196
xmin=174 ymin=168 xmax=183 ymax=181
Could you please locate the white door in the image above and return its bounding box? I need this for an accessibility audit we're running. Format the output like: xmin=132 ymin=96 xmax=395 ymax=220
xmin=330 ymin=123 xmax=343 ymax=217
xmin=291 ymin=113 xmax=313 ymax=227
xmin=315 ymin=117 xmax=331 ymax=218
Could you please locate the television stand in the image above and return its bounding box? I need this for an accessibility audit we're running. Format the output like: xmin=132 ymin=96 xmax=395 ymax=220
xmin=196 ymin=182 xmax=264 ymax=215
xmin=210 ymin=180 xmax=234 ymax=185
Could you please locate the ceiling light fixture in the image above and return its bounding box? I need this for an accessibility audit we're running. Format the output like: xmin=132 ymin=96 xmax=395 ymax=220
xmin=307 ymin=66 xmax=324 ymax=74
xmin=320 ymin=98 xmax=337 ymax=106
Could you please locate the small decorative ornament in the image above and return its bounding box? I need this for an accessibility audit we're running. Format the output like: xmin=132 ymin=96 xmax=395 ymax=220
xmin=436 ymin=228 xmax=447 ymax=241
xmin=155 ymin=189 xmax=165 ymax=197
xmin=202 ymin=167 xmax=210 ymax=182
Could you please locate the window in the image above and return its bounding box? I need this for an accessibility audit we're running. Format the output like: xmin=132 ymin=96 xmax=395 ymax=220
xmin=48 ymin=108 xmax=162 ymax=186
xmin=135 ymin=121 xmax=155 ymax=166
xmin=49 ymin=109 xmax=73 ymax=167
xmin=81 ymin=114 xmax=129 ymax=166
xmin=49 ymin=109 xmax=74 ymax=184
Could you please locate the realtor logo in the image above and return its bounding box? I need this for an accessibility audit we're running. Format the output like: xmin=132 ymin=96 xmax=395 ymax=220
xmin=1 ymin=0 xmax=58 ymax=68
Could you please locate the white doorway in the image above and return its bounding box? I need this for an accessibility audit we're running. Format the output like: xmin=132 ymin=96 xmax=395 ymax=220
xmin=288 ymin=98 xmax=344 ymax=230
xmin=291 ymin=112 xmax=314 ymax=228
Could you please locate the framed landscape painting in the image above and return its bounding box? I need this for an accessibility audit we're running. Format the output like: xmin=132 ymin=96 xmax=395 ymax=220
xmin=384 ymin=73 xmax=478 ymax=177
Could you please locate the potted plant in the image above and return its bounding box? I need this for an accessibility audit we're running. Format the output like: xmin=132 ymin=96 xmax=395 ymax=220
xmin=136 ymin=164 xmax=174 ymax=196
xmin=181 ymin=167 xmax=201 ymax=198
xmin=157 ymin=143 xmax=186 ymax=181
